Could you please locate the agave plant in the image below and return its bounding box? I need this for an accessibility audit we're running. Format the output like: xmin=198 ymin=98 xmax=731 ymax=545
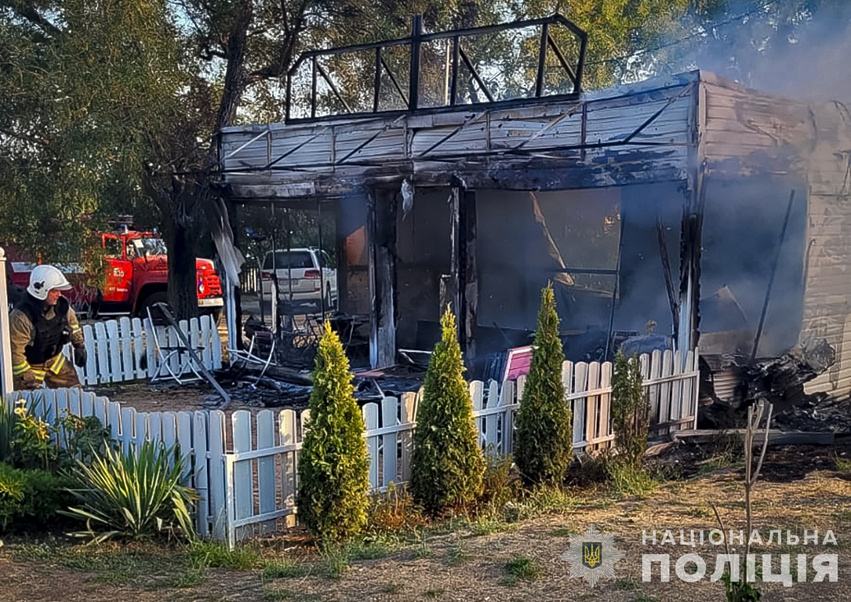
xmin=63 ymin=441 xmax=197 ymax=543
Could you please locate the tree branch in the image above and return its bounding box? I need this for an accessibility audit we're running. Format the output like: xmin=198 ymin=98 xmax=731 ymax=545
xmin=2 ymin=2 xmax=63 ymax=38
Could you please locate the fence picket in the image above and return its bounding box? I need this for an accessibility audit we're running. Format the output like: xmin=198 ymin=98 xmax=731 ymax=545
xmin=484 ymin=380 xmax=500 ymax=454
xmin=598 ymin=362 xmax=612 ymax=450
xmin=94 ymin=322 xmax=109 ymax=384
xmin=132 ymin=318 xmax=146 ymax=380
xmin=363 ymin=403 xmax=379 ymax=489
xmin=232 ymin=410 xmax=253 ymax=539
xmin=648 ymin=350 xmax=663 ymax=423
xmin=279 ymin=409 xmax=298 ymax=510
xmin=107 ymin=400 xmax=122 ymax=441
xmin=189 ymin=318 xmax=202 ymax=369
xmin=93 ymin=396 xmax=108 ymax=427
xmin=83 ymin=324 xmax=97 ymax=386
xmin=192 ymin=411 xmax=210 ymax=537
xmin=381 ymin=397 xmax=398 ymax=487
xmin=200 ymin=315 xmax=213 ymax=368
xmin=168 ymin=324 xmax=183 ymax=376
xmin=144 ymin=319 xmax=158 ymax=380
xmin=210 ymin=317 xmax=223 ymax=369
xmin=469 ymin=380 xmax=485 ymax=448
xmin=499 ymin=379 xmax=516 ymax=455
xmin=106 ymin=320 xmax=122 ymax=383
xmin=81 ymin=391 xmax=94 ymax=417
xmin=119 ymin=318 xmax=134 ymax=381
xmin=658 ymin=350 xmax=674 ymax=427
xmin=257 ymin=410 xmax=277 ymax=525
xmin=147 ymin=412 xmax=162 ymax=443
xmin=670 ymin=350 xmax=684 ymax=424
xmin=162 ymin=412 xmax=177 ymax=450
xmin=208 ymin=410 xmax=227 ymax=541
xmin=398 ymin=392 xmax=417 ymax=483
xmin=573 ymin=363 xmax=589 ymax=448
xmin=586 ymin=362 xmax=601 ymax=447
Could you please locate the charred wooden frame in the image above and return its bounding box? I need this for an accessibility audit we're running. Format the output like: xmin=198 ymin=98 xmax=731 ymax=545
xmin=285 ymin=13 xmax=587 ymax=123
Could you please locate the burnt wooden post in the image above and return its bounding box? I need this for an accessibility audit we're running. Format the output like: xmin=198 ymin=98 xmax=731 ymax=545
xmin=368 ymin=188 xmax=397 ymax=368
xmin=446 ymin=185 xmax=477 ymax=361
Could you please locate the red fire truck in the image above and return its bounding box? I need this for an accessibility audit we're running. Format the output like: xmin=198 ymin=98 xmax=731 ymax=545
xmin=6 ymin=229 xmax=223 ymax=319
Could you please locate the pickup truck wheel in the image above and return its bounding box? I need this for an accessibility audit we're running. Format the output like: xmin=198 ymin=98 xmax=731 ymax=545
xmin=138 ymin=291 xmax=169 ymax=324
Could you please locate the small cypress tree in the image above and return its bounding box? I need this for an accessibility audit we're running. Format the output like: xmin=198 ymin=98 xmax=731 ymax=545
xmin=514 ymin=284 xmax=572 ymax=486
xmin=297 ymin=323 xmax=370 ymax=542
xmin=410 ymin=308 xmax=485 ymax=515
xmin=611 ymin=350 xmax=649 ymax=469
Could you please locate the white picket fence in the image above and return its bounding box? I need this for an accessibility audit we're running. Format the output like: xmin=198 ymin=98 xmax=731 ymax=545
xmin=8 ymin=348 xmax=699 ymax=547
xmin=63 ymin=315 xmax=222 ymax=386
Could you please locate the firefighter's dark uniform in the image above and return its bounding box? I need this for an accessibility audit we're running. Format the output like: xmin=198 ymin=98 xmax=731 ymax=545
xmin=10 ymin=294 xmax=85 ymax=389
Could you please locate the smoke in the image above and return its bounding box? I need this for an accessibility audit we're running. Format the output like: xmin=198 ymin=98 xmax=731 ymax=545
xmin=670 ymin=2 xmax=851 ymax=102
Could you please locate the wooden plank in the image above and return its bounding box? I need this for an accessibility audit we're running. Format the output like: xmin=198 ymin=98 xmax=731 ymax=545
xmin=669 ymin=350 xmax=684 ymax=424
xmin=120 ymin=406 xmax=137 ymax=455
xmin=68 ymin=387 xmax=81 ymax=418
xmin=119 ymin=317 xmax=135 ymax=381
xmin=175 ymin=411 xmax=193 ymax=483
xmin=674 ymin=429 xmax=835 ymax=446
xmin=83 ymin=324 xmax=97 ymax=386
xmin=94 ymin=322 xmax=110 ymax=385
xmin=381 ymin=397 xmax=398 ymax=487
xmin=573 ymin=362 xmax=589 ymax=447
xmin=108 ymin=400 xmax=122 ymax=442
xmin=106 ymin=320 xmax=122 ymax=383
xmin=193 ymin=411 xmax=211 ymax=536
xmin=586 ymin=362 xmax=601 ymax=447
xmin=469 ymin=380 xmax=485 ymax=448
xmin=598 ymin=361 xmax=613 ymax=449
xmin=132 ymin=318 xmax=146 ymax=380
xmin=81 ymin=390 xmax=94 ymax=417
xmin=147 ymin=412 xmax=163 ymax=444
xmin=279 ymin=409 xmax=298 ymax=511
xmin=657 ymin=350 xmax=674 ymax=429
xmin=93 ymin=396 xmax=108 ymax=427
xmin=208 ymin=410 xmax=227 ymax=541
xmin=232 ymin=410 xmax=254 ymax=538
xmin=648 ymin=350 xmax=663 ymax=423
xmin=363 ymin=403 xmax=379 ymax=489
xmin=144 ymin=318 xmax=158 ymax=380
xmin=189 ymin=318 xmax=203 ymax=369
xmin=162 ymin=412 xmax=177 ymax=450
xmin=398 ymin=392 xmax=417 ymax=483
xmin=484 ymin=379 xmax=500 ymax=455
xmin=256 ymin=410 xmax=277 ymax=520
xmin=206 ymin=315 xmax=223 ymax=369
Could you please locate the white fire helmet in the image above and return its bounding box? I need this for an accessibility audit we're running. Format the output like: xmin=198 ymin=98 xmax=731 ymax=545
xmin=27 ymin=265 xmax=73 ymax=301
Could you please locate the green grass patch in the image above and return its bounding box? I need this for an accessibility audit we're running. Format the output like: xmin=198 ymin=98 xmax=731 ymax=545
xmin=501 ymin=554 xmax=543 ymax=585
xmin=834 ymin=456 xmax=851 ymax=473
xmin=614 ymin=577 xmax=639 ymax=590
xmin=262 ymin=560 xmax=312 ymax=580
xmin=606 ymin=462 xmax=658 ymax=498
xmin=170 ymin=568 xmax=206 ymax=588
xmin=187 ymin=540 xmax=259 ymax=570
xmin=446 ymin=544 xmax=466 ymax=567
xmin=549 ymin=526 xmax=574 ymax=537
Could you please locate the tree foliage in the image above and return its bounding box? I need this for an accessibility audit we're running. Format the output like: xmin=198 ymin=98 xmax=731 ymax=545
xmin=297 ymin=323 xmax=370 ymax=543
xmin=514 ymin=284 xmax=572 ymax=486
xmin=611 ymin=350 xmax=649 ymax=469
xmin=410 ymin=308 xmax=485 ymax=515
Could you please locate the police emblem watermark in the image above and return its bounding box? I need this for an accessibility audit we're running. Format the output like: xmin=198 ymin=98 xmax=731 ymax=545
xmin=561 ymin=525 xmax=624 ymax=587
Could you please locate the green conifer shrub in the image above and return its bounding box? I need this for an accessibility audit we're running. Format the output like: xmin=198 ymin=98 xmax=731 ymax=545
xmin=514 ymin=284 xmax=572 ymax=486
xmin=297 ymin=323 xmax=370 ymax=542
xmin=611 ymin=350 xmax=649 ymax=469
xmin=410 ymin=309 xmax=485 ymax=515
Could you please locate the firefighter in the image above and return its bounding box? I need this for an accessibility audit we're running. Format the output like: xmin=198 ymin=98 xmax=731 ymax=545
xmin=10 ymin=265 xmax=87 ymax=390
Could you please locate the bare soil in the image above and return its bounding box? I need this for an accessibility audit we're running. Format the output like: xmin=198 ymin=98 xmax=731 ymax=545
xmin=2 ymin=444 xmax=851 ymax=602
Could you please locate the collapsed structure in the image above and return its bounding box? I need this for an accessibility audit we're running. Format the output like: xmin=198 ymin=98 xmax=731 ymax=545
xmin=215 ymin=15 xmax=851 ymax=406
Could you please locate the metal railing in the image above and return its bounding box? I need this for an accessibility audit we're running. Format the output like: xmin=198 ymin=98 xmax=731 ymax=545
xmin=286 ymin=13 xmax=587 ymax=122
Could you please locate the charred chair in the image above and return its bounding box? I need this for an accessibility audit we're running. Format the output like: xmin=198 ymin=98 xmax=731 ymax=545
xmin=145 ymin=304 xmax=206 ymax=385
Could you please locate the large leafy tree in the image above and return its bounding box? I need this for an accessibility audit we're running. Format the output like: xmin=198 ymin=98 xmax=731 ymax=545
xmin=0 ymin=0 xmax=183 ymax=271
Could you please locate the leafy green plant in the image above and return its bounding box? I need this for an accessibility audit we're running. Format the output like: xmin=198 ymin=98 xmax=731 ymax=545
xmin=12 ymin=398 xmax=57 ymax=470
xmin=411 ymin=308 xmax=485 ymax=516
xmin=0 ymin=462 xmax=74 ymax=531
xmin=297 ymin=323 xmax=370 ymax=543
xmin=514 ymin=285 xmax=572 ymax=486
xmin=367 ymin=482 xmax=425 ymax=533
xmin=57 ymin=412 xmax=115 ymax=466
xmin=611 ymin=350 xmax=649 ymax=469
xmin=63 ymin=441 xmax=197 ymax=543
xmin=502 ymin=554 xmax=543 ymax=585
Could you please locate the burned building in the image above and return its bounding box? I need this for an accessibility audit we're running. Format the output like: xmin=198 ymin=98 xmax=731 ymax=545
xmin=217 ymin=16 xmax=851 ymax=401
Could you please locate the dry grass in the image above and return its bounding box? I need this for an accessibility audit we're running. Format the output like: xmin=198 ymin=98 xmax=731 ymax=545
xmin=2 ymin=446 xmax=850 ymax=601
